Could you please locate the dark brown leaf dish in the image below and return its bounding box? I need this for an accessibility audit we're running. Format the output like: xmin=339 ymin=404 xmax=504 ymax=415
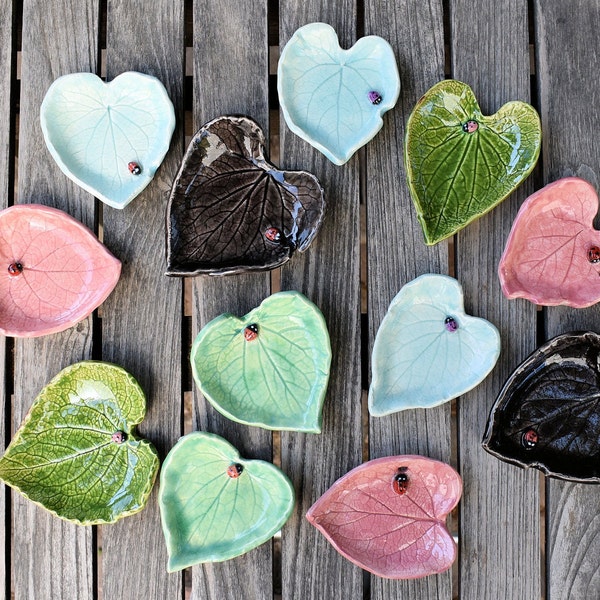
xmin=166 ymin=115 xmax=325 ymax=276
xmin=482 ymin=331 xmax=600 ymax=482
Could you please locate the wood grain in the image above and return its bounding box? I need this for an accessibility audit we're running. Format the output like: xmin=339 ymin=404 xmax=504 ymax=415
xmin=11 ymin=1 xmax=98 ymax=598
xmin=191 ymin=2 xmax=273 ymax=599
xmin=535 ymin=1 xmax=600 ymax=597
xmin=365 ymin=1 xmax=452 ymax=598
xmin=278 ymin=5 xmax=363 ymax=599
xmin=101 ymin=1 xmax=185 ymax=598
xmin=451 ymin=1 xmax=541 ymax=598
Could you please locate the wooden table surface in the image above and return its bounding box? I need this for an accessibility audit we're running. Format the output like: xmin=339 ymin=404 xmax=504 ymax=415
xmin=1 ymin=0 xmax=599 ymax=598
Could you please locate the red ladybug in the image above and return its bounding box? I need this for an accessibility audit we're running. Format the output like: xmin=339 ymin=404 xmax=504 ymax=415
xmin=8 ymin=262 xmax=23 ymax=276
xmin=265 ymin=227 xmax=281 ymax=242
xmin=244 ymin=323 xmax=259 ymax=341
xmin=462 ymin=120 xmax=479 ymax=133
xmin=128 ymin=161 xmax=142 ymax=175
xmin=111 ymin=431 xmax=127 ymax=444
xmin=588 ymin=246 xmax=600 ymax=263
xmin=522 ymin=429 xmax=538 ymax=449
xmin=392 ymin=466 xmax=409 ymax=495
xmin=227 ymin=464 xmax=244 ymax=478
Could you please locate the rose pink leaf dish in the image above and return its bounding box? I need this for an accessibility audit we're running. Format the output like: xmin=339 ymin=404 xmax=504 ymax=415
xmin=499 ymin=177 xmax=600 ymax=308
xmin=306 ymin=455 xmax=462 ymax=579
xmin=0 ymin=204 xmax=121 ymax=337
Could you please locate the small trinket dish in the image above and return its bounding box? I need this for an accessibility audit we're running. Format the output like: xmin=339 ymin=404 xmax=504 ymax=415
xmin=405 ymin=79 xmax=541 ymax=245
xmin=0 ymin=361 xmax=159 ymax=524
xmin=166 ymin=115 xmax=325 ymax=276
xmin=369 ymin=274 xmax=500 ymax=416
xmin=482 ymin=331 xmax=600 ymax=482
xmin=159 ymin=432 xmax=295 ymax=571
xmin=499 ymin=177 xmax=600 ymax=308
xmin=41 ymin=71 xmax=175 ymax=209
xmin=191 ymin=291 xmax=331 ymax=432
xmin=278 ymin=22 xmax=400 ymax=165
xmin=0 ymin=204 xmax=121 ymax=337
xmin=307 ymin=455 xmax=462 ymax=579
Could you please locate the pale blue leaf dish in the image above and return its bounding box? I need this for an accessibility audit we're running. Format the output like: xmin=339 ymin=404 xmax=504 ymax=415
xmin=40 ymin=71 xmax=175 ymax=209
xmin=369 ymin=274 xmax=501 ymax=416
xmin=278 ymin=22 xmax=400 ymax=165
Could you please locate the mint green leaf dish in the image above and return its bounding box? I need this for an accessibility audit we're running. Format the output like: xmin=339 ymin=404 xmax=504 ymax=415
xmin=405 ymin=79 xmax=541 ymax=245
xmin=0 ymin=361 xmax=159 ymax=524
xmin=278 ymin=22 xmax=400 ymax=165
xmin=159 ymin=432 xmax=295 ymax=571
xmin=369 ymin=274 xmax=501 ymax=416
xmin=191 ymin=291 xmax=331 ymax=432
xmin=40 ymin=71 xmax=175 ymax=209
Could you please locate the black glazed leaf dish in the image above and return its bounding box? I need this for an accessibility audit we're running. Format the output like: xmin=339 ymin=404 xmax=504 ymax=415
xmin=166 ymin=115 xmax=325 ymax=276
xmin=482 ymin=331 xmax=600 ymax=483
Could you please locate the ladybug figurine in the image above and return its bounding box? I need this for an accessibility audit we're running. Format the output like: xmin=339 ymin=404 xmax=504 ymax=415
xmin=522 ymin=429 xmax=538 ymax=449
xmin=128 ymin=161 xmax=142 ymax=175
xmin=227 ymin=464 xmax=244 ymax=478
xmin=368 ymin=91 xmax=383 ymax=105
xmin=8 ymin=262 xmax=23 ymax=276
xmin=265 ymin=227 xmax=281 ymax=243
xmin=588 ymin=246 xmax=600 ymax=263
xmin=244 ymin=323 xmax=259 ymax=341
xmin=392 ymin=466 xmax=409 ymax=495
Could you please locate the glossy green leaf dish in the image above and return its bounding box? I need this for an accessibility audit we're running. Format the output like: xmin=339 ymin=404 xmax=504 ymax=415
xmin=0 ymin=361 xmax=159 ymax=525
xmin=405 ymin=79 xmax=541 ymax=245
xmin=159 ymin=432 xmax=295 ymax=571
xmin=191 ymin=291 xmax=331 ymax=432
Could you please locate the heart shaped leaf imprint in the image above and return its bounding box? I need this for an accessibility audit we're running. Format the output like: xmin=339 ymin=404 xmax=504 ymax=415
xmin=405 ymin=79 xmax=541 ymax=245
xmin=307 ymin=455 xmax=462 ymax=579
xmin=41 ymin=72 xmax=175 ymax=209
xmin=166 ymin=115 xmax=325 ymax=276
xmin=159 ymin=432 xmax=295 ymax=571
xmin=499 ymin=177 xmax=600 ymax=308
xmin=0 ymin=361 xmax=159 ymax=524
xmin=369 ymin=274 xmax=500 ymax=416
xmin=482 ymin=331 xmax=600 ymax=482
xmin=191 ymin=291 xmax=331 ymax=432
xmin=0 ymin=204 xmax=121 ymax=337
xmin=278 ymin=22 xmax=400 ymax=165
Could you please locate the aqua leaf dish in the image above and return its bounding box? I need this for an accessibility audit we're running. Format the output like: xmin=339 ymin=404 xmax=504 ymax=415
xmin=278 ymin=22 xmax=400 ymax=165
xmin=0 ymin=361 xmax=159 ymax=524
xmin=369 ymin=274 xmax=500 ymax=416
xmin=405 ymin=79 xmax=541 ymax=245
xmin=159 ymin=431 xmax=295 ymax=571
xmin=307 ymin=455 xmax=462 ymax=579
xmin=191 ymin=291 xmax=331 ymax=432
xmin=41 ymin=71 xmax=175 ymax=209
xmin=499 ymin=177 xmax=600 ymax=308
xmin=0 ymin=204 xmax=121 ymax=337
xmin=166 ymin=115 xmax=325 ymax=276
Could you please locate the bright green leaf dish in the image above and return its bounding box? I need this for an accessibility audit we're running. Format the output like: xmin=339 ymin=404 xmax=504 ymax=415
xmin=191 ymin=291 xmax=331 ymax=432
xmin=159 ymin=431 xmax=295 ymax=571
xmin=0 ymin=361 xmax=159 ymax=525
xmin=405 ymin=79 xmax=541 ymax=245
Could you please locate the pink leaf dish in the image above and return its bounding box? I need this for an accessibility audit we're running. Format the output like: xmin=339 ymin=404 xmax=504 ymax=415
xmin=0 ymin=204 xmax=121 ymax=337
xmin=499 ymin=177 xmax=600 ymax=308
xmin=306 ymin=455 xmax=462 ymax=579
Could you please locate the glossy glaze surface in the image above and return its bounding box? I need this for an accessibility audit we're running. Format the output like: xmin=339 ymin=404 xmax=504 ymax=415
xmin=278 ymin=22 xmax=400 ymax=165
xmin=159 ymin=432 xmax=295 ymax=571
xmin=369 ymin=274 xmax=500 ymax=416
xmin=0 ymin=204 xmax=121 ymax=337
xmin=405 ymin=79 xmax=541 ymax=245
xmin=499 ymin=177 xmax=600 ymax=308
xmin=306 ymin=455 xmax=462 ymax=579
xmin=41 ymin=71 xmax=175 ymax=209
xmin=191 ymin=291 xmax=331 ymax=432
xmin=0 ymin=361 xmax=159 ymax=524
xmin=166 ymin=115 xmax=325 ymax=275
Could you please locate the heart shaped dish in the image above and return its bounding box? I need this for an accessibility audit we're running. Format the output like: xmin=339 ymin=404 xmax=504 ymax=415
xmin=41 ymin=71 xmax=175 ymax=209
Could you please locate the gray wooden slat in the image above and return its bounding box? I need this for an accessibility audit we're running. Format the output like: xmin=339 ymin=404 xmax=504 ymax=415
xmin=534 ymin=1 xmax=600 ymax=597
xmin=451 ymin=1 xmax=541 ymax=598
xmin=100 ymin=2 xmax=185 ymax=598
xmin=191 ymin=2 xmax=272 ymax=599
xmin=365 ymin=1 xmax=452 ymax=599
xmin=11 ymin=1 xmax=98 ymax=598
xmin=278 ymin=5 xmax=363 ymax=599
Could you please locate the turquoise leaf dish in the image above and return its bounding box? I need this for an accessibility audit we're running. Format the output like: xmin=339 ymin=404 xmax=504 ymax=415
xmin=40 ymin=71 xmax=175 ymax=209
xmin=369 ymin=274 xmax=501 ymax=416
xmin=278 ymin=22 xmax=400 ymax=165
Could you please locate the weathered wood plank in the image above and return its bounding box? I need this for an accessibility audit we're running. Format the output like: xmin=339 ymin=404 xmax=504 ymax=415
xmin=191 ymin=2 xmax=272 ymax=599
xmin=451 ymin=1 xmax=541 ymax=598
xmin=101 ymin=2 xmax=185 ymax=598
xmin=12 ymin=1 xmax=98 ymax=599
xmin=279 ymin=5 xmax=363 ymax=599
xmin=534 ymin=1 xmax=600 ymax=598
xmin=365 ymin=1 xmax=452 ymax=598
